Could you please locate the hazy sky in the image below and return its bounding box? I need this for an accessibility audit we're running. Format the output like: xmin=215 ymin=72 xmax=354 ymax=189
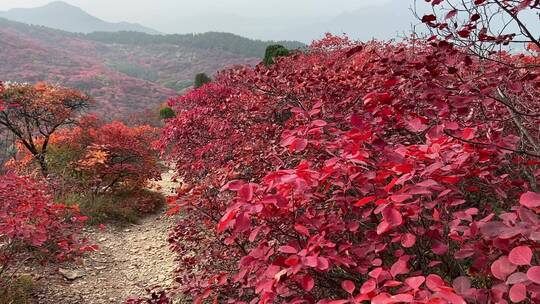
xmin=0 ymin=0 xmax=412 ymax=40
xmin=0 ymin=0 xmax=422 ymax=41
xmin=0 ymin=0 xmax=387 ymax=22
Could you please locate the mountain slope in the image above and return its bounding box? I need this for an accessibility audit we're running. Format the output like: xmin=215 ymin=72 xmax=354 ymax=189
xmin=0 ymin=1 xmax=159 ymax=34
xmin=0 ymin=21 xmax=175 ymax=117
xmin=0 ymin=18 xmax=301 ymax=117
xmin=83 ymin=31 xmax=306 ymax=59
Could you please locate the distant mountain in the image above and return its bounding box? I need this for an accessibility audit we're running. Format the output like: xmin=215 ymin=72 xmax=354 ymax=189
xmin=161 ymin=1 xmax=421 ymax=43
xmin=83 ymin=31 xmax=305 ymax=58
xmin=299 ymin=2 xmax=418 ymax=42
xmin=0 ymin=1 xmax=160 ymax=34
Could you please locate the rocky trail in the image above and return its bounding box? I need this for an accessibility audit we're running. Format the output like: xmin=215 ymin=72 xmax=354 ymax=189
xmin=26 ymin=169 xmax=181 ymax=304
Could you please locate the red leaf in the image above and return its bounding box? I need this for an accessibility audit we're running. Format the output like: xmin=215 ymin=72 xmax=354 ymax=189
xmin=517 ymin=0 xmax=532 ymax=11
xmin=452 ymin=276 xmax=471 ymax=294
xmin=445 ymin=9 xmax=458 ymax=19
xmin=351 ymin=114 xmax=364 ymax=129
xmin=354 ymin=196 xmax=376 ymax=207
xmin=217 ymin=210 xmax=237 ymax=233
xmin=300 ymin=275 xmax=314 ymax=291
xmin=461 ymin=128 xmax=475 ymax=140
xmin=294 ymin=224 xmax=310 ymax=236
xmin=390 ymin=259 xmax=408 ymax=277
xmin=341 ymin=280 xmax=355 ymax=294
xmin=238 ymin=183 xmax=255 ymax=201
xmin=509 ymin=283 xmax=527 ymax=303
xmin=166 ymin=205 xmax=181 ymax=216
xmin=311 ymin=120 xmax=327 ymax=127
xmin=345 ymin=45 xmax=364 ymax=58
xmin=527 ymin=266 xmax=540 ymax=283
xmin=406 ymin=118 xmax=428 ymax=132
xmin=507 ymin=272 xmax=528 ymax=285
xmin=290 ymin=138 xmax=308 ymax=153
xmin=508 ymin=246 xmax=532 ymax=265
xmin=278 ymin=245 xmax=298 ymax=254
xmin=491 ymin=256 xmax=517 ymax=280
xmin=360 ymin=278 xmax=376 ymax=294
xmin=457 ymin=29 xmax=471 ymax=38
xmin=383 ymin=206 xmax=403 ymax=227
xmin=317 ymin=257 xmax=330 ymax=271
xmin=426 ymin=274 xmax=447 ymax=292
xmin=422 ymin=14 xmax=437 ymax=23
xmin=390 ymin=194 xmax=412 ymax=203
xmin=440 ymin=291 xmax=466 ymax=304
xmin=520 ymin=191 xmax=540 ymax=208
xmin=401 ymin=233 xmax=416 ymax=248
xmin=405 ymin=276 xmax=425 ymax=290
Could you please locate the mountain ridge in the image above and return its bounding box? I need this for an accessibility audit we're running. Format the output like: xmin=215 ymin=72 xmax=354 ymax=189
xmin=0 ymin=1 xmax=160 ymax=34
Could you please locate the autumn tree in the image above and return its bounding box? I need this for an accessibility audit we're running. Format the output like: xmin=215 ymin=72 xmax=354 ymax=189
xmin=0 ymin=82 xmax=90 ymax=176
xmin=419 ymin=0 xmax=540 ymax=190
xmin=419 ymin=0 xmax=540 ymax=55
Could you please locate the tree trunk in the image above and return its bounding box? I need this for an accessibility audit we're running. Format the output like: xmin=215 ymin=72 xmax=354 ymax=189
xmin=37 ymin=154 xmax=48 ymax=177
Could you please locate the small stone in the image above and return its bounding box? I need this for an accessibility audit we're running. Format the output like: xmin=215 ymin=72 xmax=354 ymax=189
xmin=58 ymin=268 xmax=85 ymax=280
xmin=123 ymin=229 xmax=131 ymax=232
xmin=98 ymin=237 xmax=107 ymax=242
xmin=95 ymin=266 xmax=107 ymax=270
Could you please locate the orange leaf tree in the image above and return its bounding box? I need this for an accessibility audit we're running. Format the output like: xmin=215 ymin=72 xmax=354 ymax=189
xmin=0 ymin=82 xmax=90 ymax=176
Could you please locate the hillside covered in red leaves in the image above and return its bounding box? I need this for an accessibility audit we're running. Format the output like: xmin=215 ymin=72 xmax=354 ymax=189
xmin=0 ymin=18 xmax=265 ymax=117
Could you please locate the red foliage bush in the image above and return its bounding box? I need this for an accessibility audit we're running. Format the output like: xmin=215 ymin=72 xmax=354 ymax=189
xmin=9 ymin=115 xmax=162 ymax=197
xmin=0 ymin=174 xmax=90 ymax=278
xmin=66 ymin=118 xmax=161 ymax=193
xmin=162 ymin=34 xmax=540 ymax=303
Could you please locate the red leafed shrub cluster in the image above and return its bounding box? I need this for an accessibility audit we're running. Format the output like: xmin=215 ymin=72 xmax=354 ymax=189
xmin=57 ymin=117 xmax=161 ymax=193
xmin=6 ymin=113 xmax=163 ymax=222
xmin=11 ymin=115 xmax=161 ymax=195
xmin=161 ymin=32 xmax=540 ymax=304
xmin=0 ymin=174 xmax=90 ymax=282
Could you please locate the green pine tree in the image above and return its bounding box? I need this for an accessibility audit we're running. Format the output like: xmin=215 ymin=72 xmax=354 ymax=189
xmin=194 ymin=73 xmax=212 ymax=88
xmin=159 ymin=107 xmax=175 ymax=119
xmin=263 ymin=45 xmax=290 ymax=66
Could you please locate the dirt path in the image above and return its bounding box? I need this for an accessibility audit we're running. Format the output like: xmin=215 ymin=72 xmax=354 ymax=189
xmin=30 ymin=169 xmax=180 ymax=304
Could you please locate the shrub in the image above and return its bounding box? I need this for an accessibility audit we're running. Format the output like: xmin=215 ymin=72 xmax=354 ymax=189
xmin=0 ymin=275 xmax=35 ymax=304
xmin=161 ymin=34 xmax=540 ymax=303
xmin=9 ymin=116 xmax=163 ymax=223
xmin=0 ymin=174 xmax=90 ymax=297
xmin=63 ymin=189 xmax=164 ymax=224
xmin=31 ymin=117 xmax=160 ymax=195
